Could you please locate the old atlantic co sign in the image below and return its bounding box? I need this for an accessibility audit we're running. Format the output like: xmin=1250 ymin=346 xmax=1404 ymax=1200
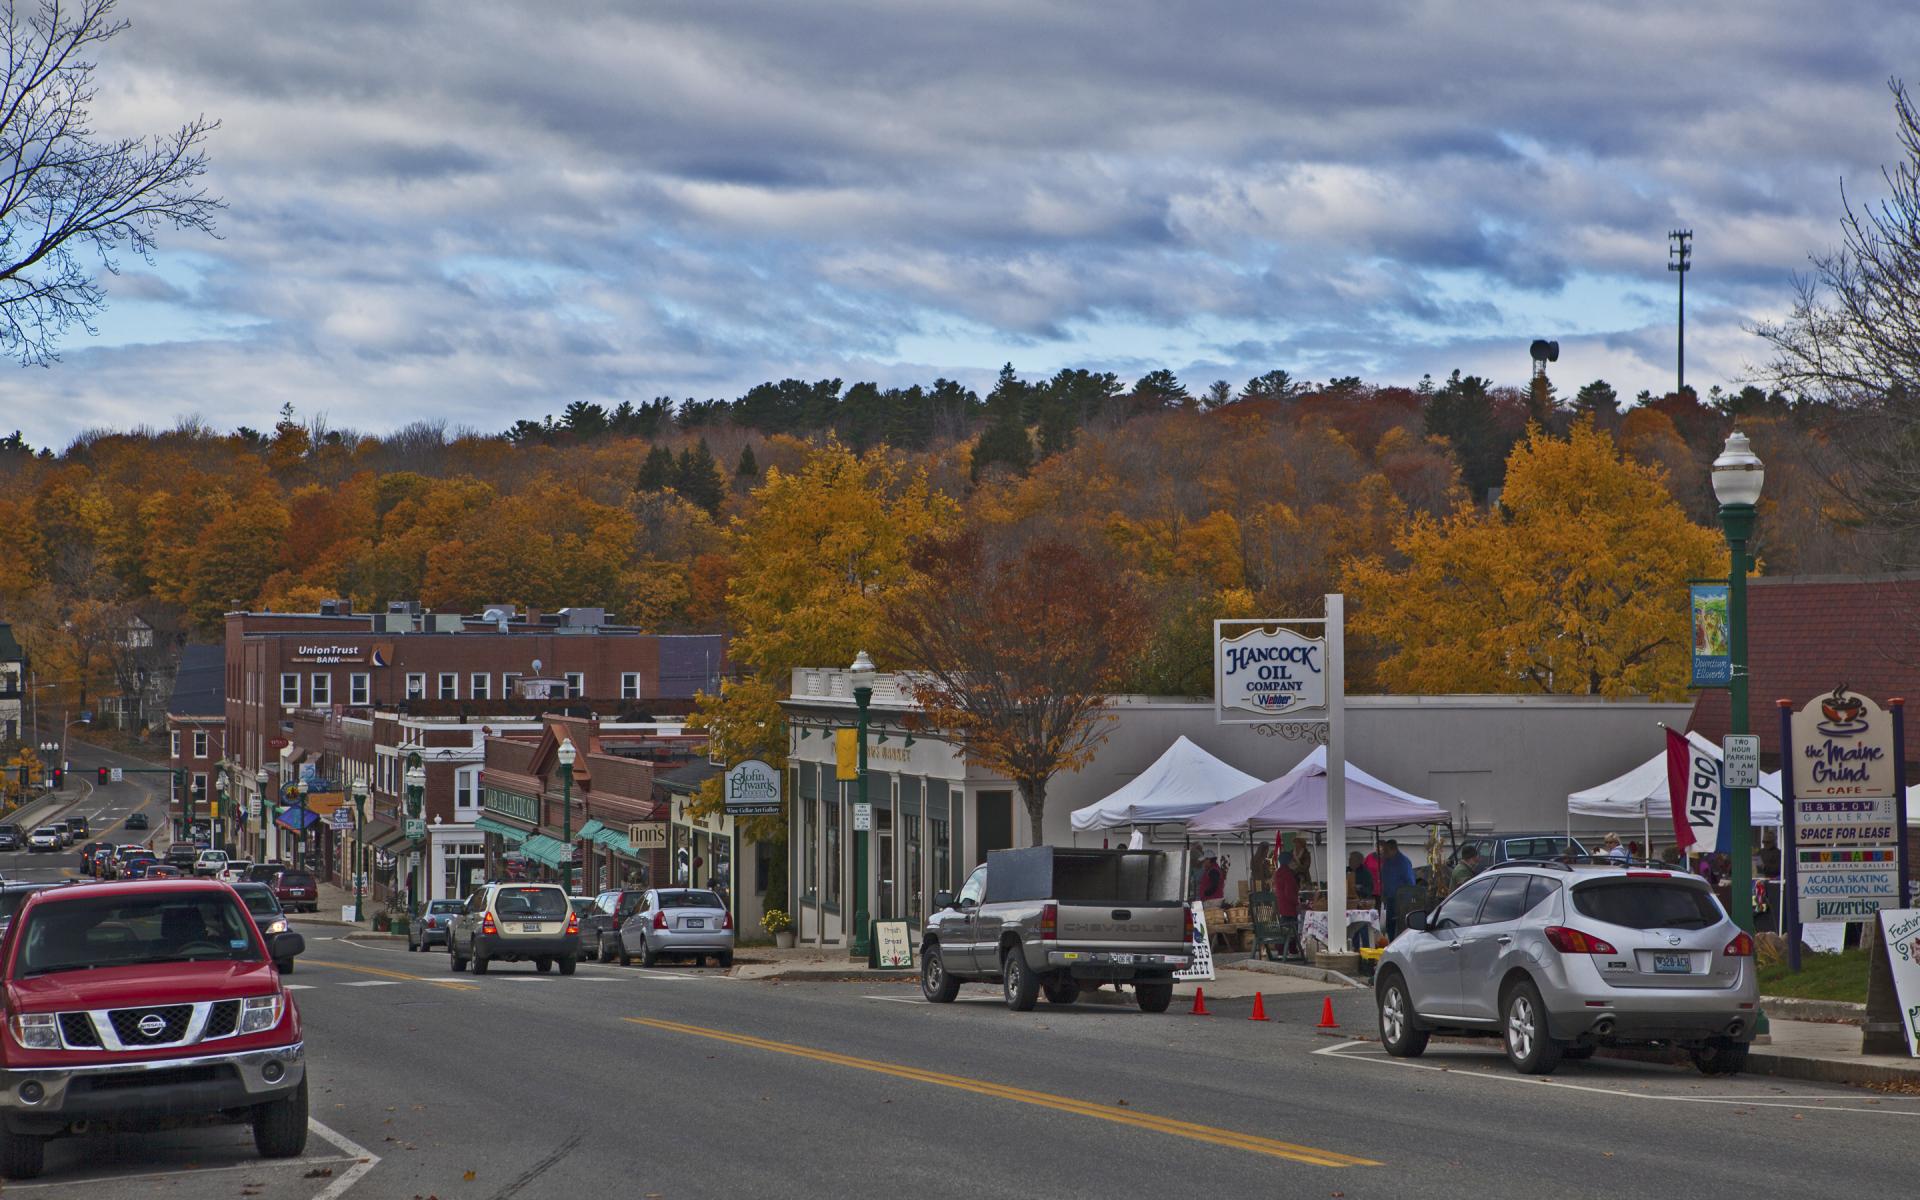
xmin=1217 ymin=625 xmax=1326 ymax=717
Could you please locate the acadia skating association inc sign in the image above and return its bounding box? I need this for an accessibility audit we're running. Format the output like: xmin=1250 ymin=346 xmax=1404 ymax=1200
xmin=1216 ymin=625 xmax=1326 ymax=719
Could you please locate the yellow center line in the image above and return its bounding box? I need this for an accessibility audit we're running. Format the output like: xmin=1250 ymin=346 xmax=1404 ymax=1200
xmin=625 ymin=1016 xmax=1378 ymax=1167
xmin=305 ymin=958 xmax=477 ymax=991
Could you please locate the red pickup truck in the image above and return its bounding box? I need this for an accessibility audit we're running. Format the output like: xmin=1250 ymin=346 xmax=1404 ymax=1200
xmin=0 ymin=879 xmax=308 ymax=1179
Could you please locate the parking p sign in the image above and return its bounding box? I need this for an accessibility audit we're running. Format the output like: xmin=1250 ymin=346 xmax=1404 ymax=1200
xmin=1722 ymin=734 xmax=1760 ymax=788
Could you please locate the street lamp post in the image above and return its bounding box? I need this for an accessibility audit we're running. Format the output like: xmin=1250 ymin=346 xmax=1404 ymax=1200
xmin=255 ymin=768 xmax=270 ymax=863
xmin=404 ymin=763 xmax=426 ymax=914
xmin=849 ymin=651 xmax=876 ymax=958
xmin=556 ymin=739 xmax=577 ymax=894
xmin=295 ymin=781 xmax=310 ymax=869
xmin=1712 ymin=430 xmax=1765 ymax=934
xmin=351 ymin=781 xmax=368 ymax=923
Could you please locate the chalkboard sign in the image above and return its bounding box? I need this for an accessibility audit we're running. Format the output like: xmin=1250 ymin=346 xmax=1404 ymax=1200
xmin=870 ymin=919 xmax=914 ymax=969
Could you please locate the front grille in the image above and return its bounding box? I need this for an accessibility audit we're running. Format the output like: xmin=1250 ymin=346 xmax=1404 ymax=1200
xmin=58 ymin=1012 xmax=101 ymax=1047
xmin=203 ymin=1000 xmax=240 ymax=1038
xmin=109 ymin=1005 xmax=193 ymax=1046
xmin=69 ymin=1064 xmax=228 ymax=1094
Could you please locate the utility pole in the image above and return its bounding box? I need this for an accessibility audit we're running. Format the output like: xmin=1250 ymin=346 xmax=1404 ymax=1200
xmin=1668 ymin=229 xmax=1692 ymax=395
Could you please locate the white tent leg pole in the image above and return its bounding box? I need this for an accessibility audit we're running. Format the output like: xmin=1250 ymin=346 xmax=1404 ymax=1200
xmin=1326 ymin=593 xmax=1348 ymax=955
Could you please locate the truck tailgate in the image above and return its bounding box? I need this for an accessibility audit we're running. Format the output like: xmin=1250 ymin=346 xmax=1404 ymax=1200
xmin=1056 ymin=902 xmax=1186 ymax=952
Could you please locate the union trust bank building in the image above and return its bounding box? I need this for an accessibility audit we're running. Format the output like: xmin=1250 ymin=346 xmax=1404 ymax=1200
xmin=783 ymin=665 xmax=1692 ymax=948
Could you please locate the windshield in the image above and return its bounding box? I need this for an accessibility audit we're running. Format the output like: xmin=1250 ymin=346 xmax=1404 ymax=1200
xmin=17 ymin=893 xmax=263 ymax=976
xmin=660 ymin=891 xmax=724 ymax=909
xmin=1572 ymin=880 xmax=1720 ymax=930
xmin=493 ymin=887 xmax=568 ymax=919
xmin=234 ymin=887 xmax=282 ymax=917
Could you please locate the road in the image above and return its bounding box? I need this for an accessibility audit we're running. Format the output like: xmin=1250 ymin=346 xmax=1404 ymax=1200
xmin=8 ymin=749 xmax=1918 ymax=1198
xmin=2 ymin=742 xmax=169 ymax=886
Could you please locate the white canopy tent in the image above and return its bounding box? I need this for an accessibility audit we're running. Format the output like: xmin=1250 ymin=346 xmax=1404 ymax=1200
xmin=1567 ymin=730 xmax=1783 ymax=829
xmin=1188 ymin=746 xmax=1446 ymax=834
xmin=1069 ymin=736 xmax=1264 ymax=832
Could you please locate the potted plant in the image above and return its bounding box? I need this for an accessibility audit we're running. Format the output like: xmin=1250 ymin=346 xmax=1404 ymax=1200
xmin=762 ymin=908 xmax=795 ymax=949
xmin=370 ymin=910 xmax=390 ymax=932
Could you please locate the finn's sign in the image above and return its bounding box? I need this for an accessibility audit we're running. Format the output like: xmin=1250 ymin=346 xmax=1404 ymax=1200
xmin=1216 ymin=625 xmax=1325 ymax=718
xmin=724 ymin=759 xmax=782 ymax=816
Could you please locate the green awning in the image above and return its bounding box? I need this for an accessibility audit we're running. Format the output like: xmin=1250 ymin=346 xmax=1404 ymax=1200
xmin=577 ymin=817 xmax=639 ymax=856
xmin=577 ymin=819 xmax=610 ymax=841
xmin=473 ymin=816 xmax=527 ymax=844
xmin=519 ymin=834 xmax=571 ymax=868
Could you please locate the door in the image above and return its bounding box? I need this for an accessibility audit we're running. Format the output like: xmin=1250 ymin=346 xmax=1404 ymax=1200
xmin=622 ymin=892 xmax=658 ymax=957
xmin=1405 ymin=875 xmax=1495 ymax=1018
xmin=942 ymin=865 xmax=988 ymax=972
xmin=1455 ymin=874 xmax=1535 ymax=1021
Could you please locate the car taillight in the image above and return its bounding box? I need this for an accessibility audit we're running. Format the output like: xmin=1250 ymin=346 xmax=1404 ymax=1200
xmin=1723 ymin=932 xmax=1754 ymax=957
xmin=1183 ymin=904 xmax=1195 ymax=942
xmin=1039 ymin=902 xmax=1058 ymax=940
xmin=565 ymin=912 xmax=580 ymax=935
xmin=481 ymin=913 xmax=497 ymax=936
xmin=721 ymin=911 xmax=732 ymax=930
xmin=652 ymin=911 xmax=667 ymax=930
xmin=1543 ymin=926 xmax=1618 ymax=955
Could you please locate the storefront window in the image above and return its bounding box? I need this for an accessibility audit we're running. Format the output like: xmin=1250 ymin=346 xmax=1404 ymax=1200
xmin=903 ymin=777 xmax=922 ymax=926
xmin=928 ymin=780 xmax=952 ymax=896
xmin=875 ymin=796 xmax=894 ymax=920
xmin=800 ymin=764 xmax=817 ymax=909
xmin=825 ymin=788 xmax=841 ymax=914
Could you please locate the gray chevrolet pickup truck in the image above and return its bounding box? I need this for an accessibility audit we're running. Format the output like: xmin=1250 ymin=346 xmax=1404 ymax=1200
xmin=919 ymin=846 xmax=1192 ymax=1013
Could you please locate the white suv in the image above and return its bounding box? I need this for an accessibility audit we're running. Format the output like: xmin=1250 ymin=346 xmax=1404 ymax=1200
xmin=219 ymin=859 xmax=255 ymax=883
xmin=193 ymin=848 xmax=229 ymax=877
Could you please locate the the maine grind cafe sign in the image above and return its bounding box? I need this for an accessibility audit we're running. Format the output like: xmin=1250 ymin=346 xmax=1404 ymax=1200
xmin=1791 ymin=687 xmax=1900 ymax=924
xmin=1217 ymin=625 xmax=1326 ymax=717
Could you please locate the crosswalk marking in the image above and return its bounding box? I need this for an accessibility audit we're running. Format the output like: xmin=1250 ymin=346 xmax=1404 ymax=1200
xmin=340 ymin=980 xmax=400 ymax=987
xmin=284 ymin=983 xmax=315 ymax=990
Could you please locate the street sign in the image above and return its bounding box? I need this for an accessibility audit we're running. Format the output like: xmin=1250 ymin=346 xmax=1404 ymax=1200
xmin=627 ymin=822 xmax=668 ymax=851
xmin=109 ymin=767 xmax=124 ymax=784
xmin=1721 ymin=734 xmax=1759 ymax=788
xmin=853 ymin=803 xmax=872 ymax=832
xmin=405 ymin=817 xmax=426 ymax=841
xmin=328 ymin=808 xmax=353 ymax=831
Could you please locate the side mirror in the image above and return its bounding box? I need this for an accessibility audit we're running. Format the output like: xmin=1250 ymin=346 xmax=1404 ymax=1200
xmin=933 ymin=891 xmax=954 ymax=911
xmin=270 ymin=931 xmax=306 ymax=962
xmin=958 ymin=895 xmax=978 ymax=910
xmin=1402 ymin=910 xmax=1430 ymax=933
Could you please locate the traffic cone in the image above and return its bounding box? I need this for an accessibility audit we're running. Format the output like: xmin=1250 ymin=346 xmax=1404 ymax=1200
xmin=1249 ymin=992 xmax=1269 ymax=1021
xmin=1316 ymin=996 xmax=1339 ymax=1029
xmin=1189 ymin=987 xmax=1211 ymax=1016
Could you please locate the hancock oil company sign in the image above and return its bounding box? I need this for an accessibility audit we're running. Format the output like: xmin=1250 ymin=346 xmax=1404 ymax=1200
xmin=1218 ymin=626 xmax=1326 ymax=717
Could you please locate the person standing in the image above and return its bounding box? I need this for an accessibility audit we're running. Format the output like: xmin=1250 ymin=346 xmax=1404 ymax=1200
xmin=1273 ymin=852 xmax=1301 ymax=920
xmin=1450 ymin=843 xmax=1482 ymax=887
xmin=1602 ymin=832 xmax=1630 ymax=864
xmin=1196 ymin=855 xmax=1226 ymax=903
xmin=1377 ymin=839 xmax=1416 ymax=934
xmin=1347 ymin=850 xmax=1374 ymax=903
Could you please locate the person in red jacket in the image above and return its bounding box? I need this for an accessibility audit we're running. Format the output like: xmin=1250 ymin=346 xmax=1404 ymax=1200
xmin=1272 ymin=852 xmax=1301 ymax=919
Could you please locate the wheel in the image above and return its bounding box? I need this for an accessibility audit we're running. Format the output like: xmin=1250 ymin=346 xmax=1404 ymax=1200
xmin=534 ymin=957 xmax=553 ymax=974
xmin=922 ymin=943 xmax=962 ymax=1003
xmin=1502 ymin=980 xmax=1563 ymax=1074
xmin=618 ymin=939 xmax=632 ymax=968
xmin=449 ymin=940 xmax=468 ymax=972
xmin=558 ymin=956 xmax=577 ymax=976
xmin=1043 ymin=980 xmax=1081 ymax=1005
xmin=640 ymin=937 xmax=657 ymax=969
xmin=717 ymin=951 xmax=733 ymax=969
xmin=472 ymin=949 xmax=490 ymax=974
xmin=1002 ymin=946 xmax=1039 ymax=1012
xmin=0 ymin=1130 xmax=45 ymax=1180
xmin=276 ymin=959 xmax=294 ymax=974
xmin=1563 ymin=1045 xmax=1596 ymax=1061
xmin=1135 ymin=981 xmax=1174 ymax=1013
xmin=406 ymin=933 xmax=418 ymax=952
xmin=252 ymin=1077 xmax=309 ymax=1158
xmin=1691 ymin=1037 xmax=1750 ymax=1076
xmin=1377 ymin=973 xmax=1430 ymax=1058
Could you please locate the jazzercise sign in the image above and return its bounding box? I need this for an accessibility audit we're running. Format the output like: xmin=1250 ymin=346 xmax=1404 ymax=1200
xmin=1218 ymin=626 xmax=1326 ymax=716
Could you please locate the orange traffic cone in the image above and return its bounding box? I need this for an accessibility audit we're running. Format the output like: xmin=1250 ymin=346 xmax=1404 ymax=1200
xmin=1190 ymin=987 xmax=1211 ymax=1016
xmin=1316 ymin=996 xmax=1339 ymax=1029
xmin=1249 ymin=992 xmax=1269 ymax=1021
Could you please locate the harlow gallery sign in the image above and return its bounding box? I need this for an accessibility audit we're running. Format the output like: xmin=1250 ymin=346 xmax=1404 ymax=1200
xmin=1214 ymin=624 xmax=1326 ymax=719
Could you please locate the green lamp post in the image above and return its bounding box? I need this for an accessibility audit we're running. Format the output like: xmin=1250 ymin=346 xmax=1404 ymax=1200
xmin=404 ymin=762 xmax=426 ymax=914
xmin=254 ymin=767 xmax=271 ymax=863
xmin=849 ymin=650 xmax=876 ymax=958
xmin=295 ymin=780 xmax=310 ymax=869
xmin=556 ymin=738 xmax=577 ymax=893
xmin=351 ymin=780 xmax=368 ymax=923
xmin=1712 ymin=430 xmax=1765 ymax=933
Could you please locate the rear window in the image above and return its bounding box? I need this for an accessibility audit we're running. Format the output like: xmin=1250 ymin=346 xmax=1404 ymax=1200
xmin=1572 ymin=880 xmax=1719 ymax=930
xmin=277 ymin=873 xmax=316 ymax=888
xmin=427 ymin=900 xmax=463 ymax=914
xmin=0 ymin=889 xmax=52 ymax=922
xmin=234 ymin=887 xmax=281 ymax=917
xmin=17 ymin=893 xmax=262 ymax=976
xmin=493 ymin=887 xmax=568 ymax=919
xmin=660 ymin=891 xmax=723 ymax=909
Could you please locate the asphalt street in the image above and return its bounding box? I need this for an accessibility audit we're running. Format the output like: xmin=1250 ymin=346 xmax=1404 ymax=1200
xmin=8 ymin=752 xmax=1919 ymax=1199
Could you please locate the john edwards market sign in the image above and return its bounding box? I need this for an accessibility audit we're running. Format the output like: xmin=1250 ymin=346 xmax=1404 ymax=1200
xmin=1217 ymin=625 xmax=1326 ymax=717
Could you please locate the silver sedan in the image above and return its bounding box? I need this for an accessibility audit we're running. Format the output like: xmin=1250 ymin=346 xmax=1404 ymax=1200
xmin=616 ymin=888 xmax=735 ymax=969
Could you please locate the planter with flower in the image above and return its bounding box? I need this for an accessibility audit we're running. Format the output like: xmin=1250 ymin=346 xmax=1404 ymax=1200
xmin=762 ymin=908 xmax=795 ymax=949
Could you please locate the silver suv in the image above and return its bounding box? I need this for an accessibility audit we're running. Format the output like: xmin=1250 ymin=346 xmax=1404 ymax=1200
xmin=1375 ymin=861 xmax=1759 ymax=1075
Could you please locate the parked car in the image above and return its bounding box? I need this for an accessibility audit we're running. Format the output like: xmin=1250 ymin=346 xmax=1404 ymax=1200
xmin=219 ymin=859 xmax=255 ymax=884
xmin=919 ymin=846 xmax=1191 ymax=1012
xmin=614 ymin=888 xmax=737 ymax=970
xmin=48 ymin=824 xmax=74 ymax=848
xmin=269 ymin=870 xmax=319 ymax=914
xmin=0 ymin=828 xmax=19 ymax=852
xmin=193 ymin=849 xmax=230 ymax=877
xmin=165 ymin=844 xmax=201 ymax=871
xmin=583 ymin=888 xmax=650 ymax=962
xmin=123 ymin=811 xmax=149 ymax=831
xmin=1451 ymin=833 xmax=1591 ymax=870
xmin=246 ymin=863 xmax=286 ymax=885
xmin=232 ymin=882 xmax=296 ymax=971
xmin=447 ymin=883 xmax=580 ymax=974
xmin=0 ymin=882 xmax=64 ymax=937
xmin=26 ymin=828 xmax=61 ymax=853
xmin=407 ymin=898 xmax=464 ymax=951
xmin=1375 ymin=860 xmax=1759 ymax=1076
xmin=0 ymin=878 xmax=308 ymax=1178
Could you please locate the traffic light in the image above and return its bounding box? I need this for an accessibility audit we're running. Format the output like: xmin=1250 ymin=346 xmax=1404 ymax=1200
xmin=98 ymin=767 xmax=109 ymax=784
xmin=51 ymin=767 xmax=63 ymax=788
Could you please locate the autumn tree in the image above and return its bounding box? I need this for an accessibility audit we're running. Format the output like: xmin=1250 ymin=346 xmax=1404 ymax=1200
xmin=889 ymin=530 xmax=1146 ymax=842
xmin=1344 ymin=420 xmax=1723 ymax=699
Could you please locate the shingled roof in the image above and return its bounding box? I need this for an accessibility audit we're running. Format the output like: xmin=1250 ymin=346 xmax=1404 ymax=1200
xmin=167 ymin=644 xmax=225 ymax=718
xmin=1687 ymin=574 xmax=1920 ymax=761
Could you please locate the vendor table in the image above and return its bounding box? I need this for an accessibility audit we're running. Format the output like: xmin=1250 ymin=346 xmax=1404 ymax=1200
xmin=1302 ymin=908 xmax=1383 ymax=948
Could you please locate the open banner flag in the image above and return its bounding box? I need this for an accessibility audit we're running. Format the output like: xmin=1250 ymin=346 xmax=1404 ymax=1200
xmin=1665 ymin=728 xmax=1729 ymax=856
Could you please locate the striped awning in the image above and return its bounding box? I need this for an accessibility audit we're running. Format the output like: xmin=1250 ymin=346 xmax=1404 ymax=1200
xmin=473 ymin=816 xmax=527 ymax=844
xmin=518 ymin=834 xmax=571 ymax=868
xmin=577 ymin=819 xmax=610 ymax=841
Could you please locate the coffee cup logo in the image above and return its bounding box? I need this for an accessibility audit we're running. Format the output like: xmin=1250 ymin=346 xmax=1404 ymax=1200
xmin=1818 ymin=684 xmax=1870 ymax=736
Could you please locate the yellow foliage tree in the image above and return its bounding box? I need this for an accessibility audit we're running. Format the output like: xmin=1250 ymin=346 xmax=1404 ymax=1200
xmin=1344 ymin=420 xmax=1723 ymax=699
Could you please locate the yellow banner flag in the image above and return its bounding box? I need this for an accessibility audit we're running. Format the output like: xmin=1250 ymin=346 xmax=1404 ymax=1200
xmin=835 ymin=728 xmax=859 ymax=781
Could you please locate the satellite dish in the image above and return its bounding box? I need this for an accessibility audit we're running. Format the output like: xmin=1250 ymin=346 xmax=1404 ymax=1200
xmin=1529 ymin=339 xmax=1560 ymax=364
xmin=532 ymin=658 xmax=543 ymax=674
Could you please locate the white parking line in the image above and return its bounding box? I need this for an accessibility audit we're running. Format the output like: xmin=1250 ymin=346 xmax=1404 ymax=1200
xmin=864 ymin=995 xmax=926 ymax=1005
xmin=308 ymin=1117 xmax=382 ymax=1200
xmin=284 ymin=983 xmax=316 ymax=990
xmin=1312 ymin=1040 xmax=1920 ymax=1117
xmin=339 ymin=980 xmax=401 ymax=987
xmin=3 ymin=1155 xmax=358 ymax=1192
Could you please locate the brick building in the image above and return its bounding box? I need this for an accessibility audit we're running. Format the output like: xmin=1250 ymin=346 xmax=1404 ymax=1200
xmin=0 ymin=622 xmax=25 ymax=744
xmin=165 ymin=644 xmax=226 ymax=837
xmin=217 ymin=602 xmax=725 ymax=907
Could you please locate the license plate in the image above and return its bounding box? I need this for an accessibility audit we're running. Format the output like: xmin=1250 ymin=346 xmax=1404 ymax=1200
xmin=521 ymin=923 xmax=541 ymax=934
xmin=685 ymin=919 xmax=704 ymax=929
xmin=1653 ymin=953 xmax=1691 ymax=974
xmin=1107 ymin=953 xmax=1134 ymax=964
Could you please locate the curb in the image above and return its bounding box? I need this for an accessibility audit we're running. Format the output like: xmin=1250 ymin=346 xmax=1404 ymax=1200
xmin=1227 ymin=958 xmax=1364 ymax=989
xmin=1760 ymin=996 xmax=1867 ymax=1026
xmin=343 ymin=932 xmax=407 ymax=942
xmin=746 ymin=969 xmax=918 ymax=983
xmin=1745 ymin=1048 xmax=1920 ymax=1088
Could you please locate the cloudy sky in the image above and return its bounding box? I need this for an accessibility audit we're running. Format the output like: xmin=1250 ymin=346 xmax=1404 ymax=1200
xmin=5 ymin=0 xmax=1916 ymax=446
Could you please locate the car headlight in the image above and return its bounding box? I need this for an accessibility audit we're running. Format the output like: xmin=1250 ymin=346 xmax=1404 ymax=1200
xmin=239 ymin=994 xmax=285 ymax=1035
xmin=10 ymin=1012 xmax=60 ymax=1050
xmin=265 ymin=918 xmax=288 ymax=935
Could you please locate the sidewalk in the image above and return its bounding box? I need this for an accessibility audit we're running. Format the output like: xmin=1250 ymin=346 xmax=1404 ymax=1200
xmin=1749 ymin=1018 xmax=1920 ymax=1087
